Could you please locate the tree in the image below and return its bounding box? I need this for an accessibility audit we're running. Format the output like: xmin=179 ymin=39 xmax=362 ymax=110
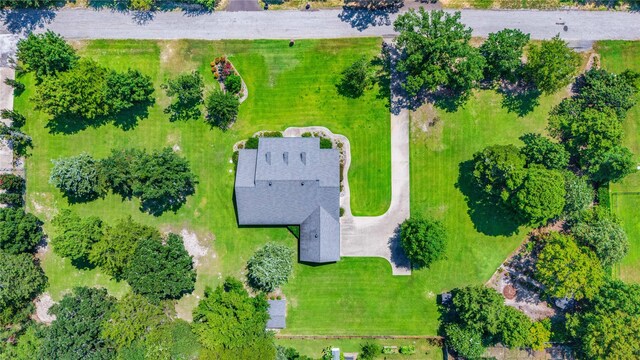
xmin=572 ymin=206 xmax=629 ymax=268
xmin=99 ymin=148 xmax=143 ymax=199
xmin=360 ymin=342 xmax=382 ymax=360
xmin=587 ymin=145 xmax=636 ymax=184
xmin=16 ymin=31 xmax=78 ymax=80
xmin=525 ymin=35 xmax=580 ymax=94
xmin=225 ymin=74 xmax=242 ymax=95
xmin=161 ymin=71 xmax=204 ymax=121
xmin=51 ymin=210 xmax=103 ymax=264
xmin=566 ymin=280 xmax=640 ymax=360
xmin=125 ymin=234 xmax=196 ymax=301
xmin=499 ymin=306 xmax=533 ymax=348
xmin=444 ymin=323 xmax=485 ymax=359
xmin=472 ymin=144 xmax=526 ymax=201
xmin=276 ymin=345 xmax=313 ymax=360
xmin=49 ymin=152 xmax=103 ymax=201
xmin=131 ymin=148 xmax=197 ymax=215
xmin=0 ymin=109 xmax=26 ymax=128
xmin=0 ymin=0 xmax=55 ymax=7
xmin=89 ymin=217 xmax=161 ymax=280
xmin=400 ymin=216 xmax=446 ymax=269
xmin=247 ymin=243 xmax=294 ymax=292
xmin=205 ymin=90 xmax=239 ymax=130
xmin=393 ymin=9 xmax=485 ymax=99
xmin=0 ymin=251 xmax=47 ymax=326
xmin=129 ymin=0 xmax=155 ymax=10
xmin=574 ymin=68 xmax=639 ymax=119
xmin=519 ymin=133 xmax=569 ymax=170
xmin=192 ymin=277 xmax=275 ymax=359
xmin=563 ymin=172 xmax=594 ymax=216
xmin=41 ymin=287 xmax=116 ymax=360
xmin=101 ymin=293 xmax=166 ymax=350
xmin=0 ymin=208 xmax=43 ymax=254
xmin=535 ymin=232 xmax=604 ymax=300
xmin=337 ymin=57 xmax=372 ymax=98
xmin=480 ymin=29 xmax=530 ymax=83
xmin=513 ymin=167 xmax=566 ymax=226
xmin=104 ymin=68 xmax=155 ymax=113
xmin=450 ymin=285 xmax=505 ymax=337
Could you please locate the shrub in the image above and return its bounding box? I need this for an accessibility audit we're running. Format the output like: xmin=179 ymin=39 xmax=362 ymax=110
xmin=0 ymin=251 xmax=48 ymax=326
xmin=360 ymin=342 xmax=382 ymax=360
xmin=400 ymin=216 xmax=447 ymax=269
xmin=337 ymin=56 xmax=372 ymax=98
xmin=0 ymin=174 xmax=25 ymax=193
xmin=0 ymin=109 xmax=26 ymax=128
xmin=247 ymin=243 xmax=294 ymax=292
xmin=205 ymin=90 xmax=239 ymax=130
xmin=399 ymin=345 xmax=415 ymax=354
xmin=0 ymin=193 xmax=23 ymax=207
xmin=320 ymin=137 xmax=333 ymax=149
xmin=129 ymin=0 xmax=155 ymax=10
xmin=0 ymin=208 xmax=44 ymax=254
xmin=225 ymin=74 xmax=242 ymax=94
xmin=162 ymin=71 xmax=204 ymax=122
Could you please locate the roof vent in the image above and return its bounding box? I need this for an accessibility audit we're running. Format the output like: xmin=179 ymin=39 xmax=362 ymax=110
xmin=300 ymin=152 xmax=306 ymax=165
xmin=283 ymin=152 xmax=288 ymax=164
xmin=265 ymin=152 xmax=271 ymax=165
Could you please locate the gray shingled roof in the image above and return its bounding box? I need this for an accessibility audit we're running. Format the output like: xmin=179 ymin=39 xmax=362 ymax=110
xmin=235 ymin=137 xmax=340 ymax=263
xmin=266 ymin=300 xmax=286 ymax=329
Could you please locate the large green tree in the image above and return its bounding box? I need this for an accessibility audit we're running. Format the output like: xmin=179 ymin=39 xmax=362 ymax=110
xmin=337 ymin=56 xmax=372 ymax=98
xmin=247 ymin=243 xmax=295 ymax=292
xmin=0 ymin=251 xmax=47 ymax=326
xmin=125 ymin=234 xmax=196 ymax=301
xmin=535 ymin=232 xmax=604 ymax=300
xmin=205 ymin=90 xmax=239 ymax=130
xmin=49 ymin=152 xmax=103 ymax=201
xmin=563 ymin=172 xmax=594 ymax=216
xmin=444 ymin=323 xmax=485 ymax=359
xmin=51 ymin=209 xmax=103 ymax=264
xmin=567 ymin=280 xmax=640 ymax=360
xmin=572 ymin=206 xmax=629 ymax=268
xmin=101 ymin=293 xmax=167 ymax=350
xmin=400 ymin=216 xmax=447 ymax=269
xmin=525 ymin=35 xmax=580 ymax=94
xmin=512 ymin=167 xmax=566 ymax=226
xmin=192 ymin=277 xmax=275 ymax=359
xmin=574 ymin=68 xmax=639 ymax=119
xmin=519 ymin=133 xmax=569 ymax=171
xmin=393 ymin=9 xmax=485 ymax=99
xmin=89 ymin=217 xmax=161 ymax=280
xmin=0 ymin=208 xmax=43 ymax=254
xmin=479 ymin=29 xmax=530 ymax=83
xmin=161 ymin=71 xmax=205 ymax=122
xmin=16 ymin=31 xmax=78 ymax=80
xmin=41 ymin=287 xmax=116 ymax=360
xmin=472 ymin=144 xmax=526 ymax=201
xmin=587 ymin=145 xmax=637 ymax=184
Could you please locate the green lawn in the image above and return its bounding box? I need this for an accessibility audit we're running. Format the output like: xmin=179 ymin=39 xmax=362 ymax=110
xmin=597 ymin=41 xmax=640 ymax=283
xmin=275 ymin=338 xmax=443 ymax=359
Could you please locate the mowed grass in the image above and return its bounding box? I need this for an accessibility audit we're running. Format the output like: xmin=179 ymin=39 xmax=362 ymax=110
xmin=597 ymin=41 xmax=640 ymax=283
xmin=16 ymin=38 xmax=390 ymax=309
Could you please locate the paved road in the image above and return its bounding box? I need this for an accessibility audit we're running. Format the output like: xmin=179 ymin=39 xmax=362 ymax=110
xmin=226 ymin=0 xmax=262 ymax=12
xmin=1 ymin=8 xmax=639 ymax=40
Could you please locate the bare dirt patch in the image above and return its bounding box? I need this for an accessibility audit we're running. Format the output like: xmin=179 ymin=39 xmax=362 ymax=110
xmin=32 ymin=293 xmax=56 ymax=324
xmin=410 ymin=103 xmax=445 ymax=152
xmin=28 ymin=192 xmax=57 ymax=221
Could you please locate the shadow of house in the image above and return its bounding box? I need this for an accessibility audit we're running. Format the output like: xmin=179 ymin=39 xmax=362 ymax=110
xmin=235 ymin=137 xmax=341 ymax=263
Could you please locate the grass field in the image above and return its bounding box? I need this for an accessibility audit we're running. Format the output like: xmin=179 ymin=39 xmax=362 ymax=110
xmin=275 ymin=338 xmax=443 ymax=359
xmin=597 ymin=41 xmax=640 ymax=283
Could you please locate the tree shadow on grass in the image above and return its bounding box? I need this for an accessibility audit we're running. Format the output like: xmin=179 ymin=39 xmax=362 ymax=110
xmin=45 ymin=100 xmax=153 ymax=135
xmin=165 ymin=103 xmax=202 ymax=122
xmin=455 ymin=160 xmax=522 ymax=237
xmin=498 ymin=83 xmax=541 ymax=117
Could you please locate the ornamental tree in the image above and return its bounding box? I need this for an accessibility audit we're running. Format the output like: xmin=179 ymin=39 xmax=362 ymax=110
xmin=16 ymin=31 xmax=78 ymax=80
xmin=205 ymin=90 xmax=239 ymax=130
xmin=480 ymin=29 xmax=530 ymax=83
xmin=0 ymin=208 xmax=44 ymax=254
xmin=337 ymin=56 xmax=372 ymax=98
xmin=247 ymin=243 xmax=295 ymax=292
xmin=225 ymin=74 xmax=242 ymax=95
xmin=49 ymin=152 xmax=103 ymax=201
xmin=125 ymin=234 xmax=196 ymax=301
xmin=0 ymin=251 xmax=47 ymax=326
xmin=51 ymin=209 xmax=103 ymax=264
xmin=41 ymin=287 xmax=116 ymax=360
xmin=161 ymin=71 xmax=204 ymax=122
xmin=393 ymin=9 xmax=485 ymax=98
xmin=519 ymin=133 xmax=569 ymax=170
xmin=535 ymin=232 xmax=604 ymax=300
xmin=400 ymin=216 xmax=447 ymax=269
xmin=192 ymin=277 xmax=275 ymax=358
xmin=525 ymin=35 xmax=580 ymax=94
xmin=512 ymin=167 xmax=566 ymax=227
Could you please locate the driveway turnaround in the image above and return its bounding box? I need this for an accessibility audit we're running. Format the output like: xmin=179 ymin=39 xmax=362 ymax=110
xmin=1 ymin=8 xmax=639 ymax=41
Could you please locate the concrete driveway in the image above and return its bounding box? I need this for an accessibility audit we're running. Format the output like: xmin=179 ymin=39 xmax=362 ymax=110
xmin=226 ymin=0 xmax=262 ymax=12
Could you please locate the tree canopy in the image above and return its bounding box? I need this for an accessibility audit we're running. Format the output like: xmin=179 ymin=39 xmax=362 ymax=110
xmin=563 ymin=172 xmax=594 ymax=216
xmin=0 ymin=208 xmax=43 ymax=255
xmin=51 ymin=209 xmax=103 ymax=264
xmin=205 ymin=90 xmax=239 ymax=130
xmin=0 ymin=251 xmax=47 ymax=326
xmin=192 ymin=277 xmax=275 ymax=359
xmin=535 ymin=232 xmax=604 ymax=300
xmin=400 ymin=216 xmax=447 ymax=268
xmin=480 ymin=29 xmax=530 ymax=83
xmin=393 ymin=9 xmax=485 ymax=100
xmin=247 ymin=243 xmax=295 ymax=292
xmin=472 ymin=144 xmax=526 ymax=201
xmin=574 ymin=68 xmax=639 ymax=119
xmin=337 ymin=56 xmax=372 ymax=98
xmin=572 ymin=206 xmax=629 ymax=268
xmin=125 ymin=234 xmax=196 ymax=301
xmin=512 ymin=166 xmax=566 ymax=226
xmin=525 ymin=35 xmax=580 ymax=94
xmin=49 ymin=152 xmax=103 ymax=201
xmin=101 ymin=293 xmax=167 ymax=350
xmin=519 ymin=133 xmax=569 ymax=170
xmin=161 ymin=71 xmax=204 ymax=122
xmin=41 ymin=287 xmax=116 ymax=360
xmin=16 ymin=31 xmax=78 ymax=80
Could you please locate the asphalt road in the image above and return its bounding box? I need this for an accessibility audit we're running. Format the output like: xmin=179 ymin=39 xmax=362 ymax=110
xmin=0 ymin=8 xmax=639 ymax=40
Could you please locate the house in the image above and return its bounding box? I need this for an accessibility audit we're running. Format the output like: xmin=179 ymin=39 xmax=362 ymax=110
xmin=266 ymin=299 xmax=286 ymax=329
xmin=235 ymin=137 xmax=341 ymax=263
